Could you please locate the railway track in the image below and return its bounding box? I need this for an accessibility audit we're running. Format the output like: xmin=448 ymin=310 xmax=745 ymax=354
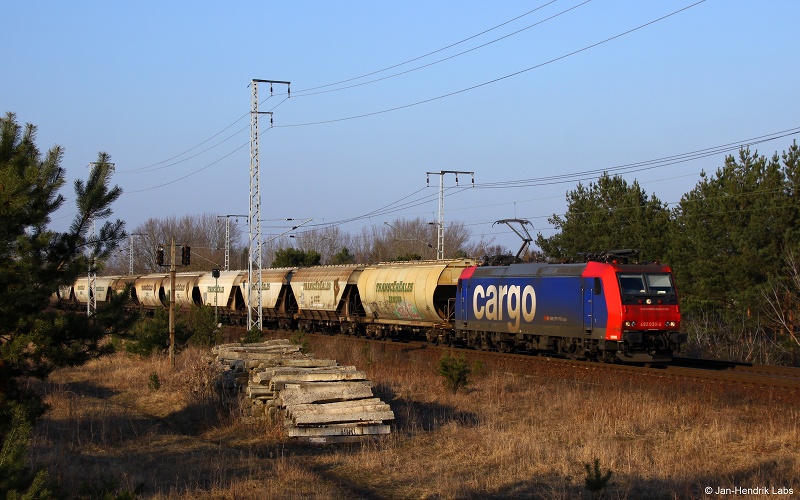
xmin=249 ymin=328 xmax=800 ymax=393
xmin=667 ymin=357 xmax=800 ymax=390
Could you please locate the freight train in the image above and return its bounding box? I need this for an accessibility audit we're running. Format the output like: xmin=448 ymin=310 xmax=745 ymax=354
xmin=55 ymin=252 xmax=686 ymax=363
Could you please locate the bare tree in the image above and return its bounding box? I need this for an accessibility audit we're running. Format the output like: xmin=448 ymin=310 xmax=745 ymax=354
xmin=104 ymin=213 xmax=244 ymax=274
xmin=683 ymin=311 xmax=791 ymax=365
xmin=103 ymin=215 xmax=484 ymax=272
xmin=291 ymin=226 xmax=354 ymax=264
xmin=761 ymin=248 xmax=800 ymax=350
xmin=383 ymin=218 xmax=437 ymax=261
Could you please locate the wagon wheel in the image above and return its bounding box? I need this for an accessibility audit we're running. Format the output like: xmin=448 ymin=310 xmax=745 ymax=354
xmin=561 ymin=340 xmax=581 ymax=360
xmin=496 ymin=342 xmax=512 ymax=354
xmin=597 ymin=350 xmax=616 ymax=363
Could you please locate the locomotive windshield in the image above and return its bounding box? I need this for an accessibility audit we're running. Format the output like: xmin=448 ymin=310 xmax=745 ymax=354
xmin=618 ymin=273 xmax=677 ymax=304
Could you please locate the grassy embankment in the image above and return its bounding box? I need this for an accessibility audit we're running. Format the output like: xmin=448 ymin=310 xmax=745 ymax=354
xmin=27 ymin=335 xmax=799 ymax=499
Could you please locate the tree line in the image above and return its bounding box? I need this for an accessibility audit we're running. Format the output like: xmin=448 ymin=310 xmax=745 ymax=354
xmin=104 ymin=214 xmax=501 ymax=273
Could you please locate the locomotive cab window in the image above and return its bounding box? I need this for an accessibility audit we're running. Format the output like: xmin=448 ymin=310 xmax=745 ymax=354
xmin=619 ymin=275 xmax=646 ymax=295
xmin=646 ymin=274 xmax=674 ymax=295
xmin=618 ymin=273 xmax=677 ymax=304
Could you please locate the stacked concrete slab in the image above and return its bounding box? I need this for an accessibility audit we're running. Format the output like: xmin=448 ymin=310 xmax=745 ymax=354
xmin=212 ymin=339 xmax=394 ymax=443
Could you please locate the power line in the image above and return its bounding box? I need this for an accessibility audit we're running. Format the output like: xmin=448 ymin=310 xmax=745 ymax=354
xmin=276 ymin=1 xmax=708 ymax=128
xmin=125 ymin=140 xmax=249 ymax=194
xmin=130 ymin=108 xmax=255 ymax=172
xmin=285 ymin=126 xmax=800 ymax=236
xmin=474 ymin=127 xmax=800 ymax=190
xmin=291 ymin=0 xmax=591 ymax=97
xmin=292 ymin=0 xmax=562 ymax=94
xmin=116 ymin=4 xmax=563 ymax=175
xmin=119 ymin=125 xmax=250 ymax=175
xmin=120 ymin=95 xmax=290 ymax=175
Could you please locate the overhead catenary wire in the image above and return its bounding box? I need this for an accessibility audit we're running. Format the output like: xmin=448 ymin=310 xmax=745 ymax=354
xmin=291 ymin=0 xmax=591 ymax=97
xmin=117 ymin=126 xmax=800 ymax=224
xmin=285 ymin=128 xmax=800 ymax=237
xmin=290 ymin=185 xmax=477 ymax=237
xmin=51 ymin=124 xmax=800 ymax=235
xmin=118 ymin=96 xmax=290 ymax=175
xmin=291 ymin=0 xmax=563 ymax=95
xmin=52 ymin=1 xmax=791 ymax=243
xmin=276 ymin=1 xmax=708 ymax=128
xmin=473 ymin=127 xmax=800 ymax=190
xmin=119 ymin=3 xmax=565 ymax=173
xmin=113 ymin=1 xmax=706 ymax=186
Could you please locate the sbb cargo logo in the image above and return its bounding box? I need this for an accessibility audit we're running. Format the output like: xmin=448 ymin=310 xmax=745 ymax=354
xmin=471 ymin=284 xmax=536 ymax=330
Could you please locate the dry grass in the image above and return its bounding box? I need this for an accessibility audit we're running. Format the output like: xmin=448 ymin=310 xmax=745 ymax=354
xmin=26 ymin=337 xmax=800 ymax=499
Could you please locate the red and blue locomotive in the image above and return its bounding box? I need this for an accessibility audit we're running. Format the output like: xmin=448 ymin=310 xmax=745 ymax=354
xmin=454 ymin=252 xmax=685 ymax=362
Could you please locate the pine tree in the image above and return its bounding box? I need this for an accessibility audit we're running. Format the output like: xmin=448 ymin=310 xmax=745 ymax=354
xmin=0 ymin=112 xmax=127 ymax=496
xmin=536 ymin=173 xmax=672 ymax=262
xmin=272 ymin=247 xmax=321 ymax=267
xmin=671 ymin=147 xmax=790 ymax=315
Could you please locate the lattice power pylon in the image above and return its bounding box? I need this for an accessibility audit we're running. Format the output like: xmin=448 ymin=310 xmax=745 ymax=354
xmin=218 ymin=214 xmax=247 ymax=271
xmin=248 ymin=79 xmax=289 ymax=331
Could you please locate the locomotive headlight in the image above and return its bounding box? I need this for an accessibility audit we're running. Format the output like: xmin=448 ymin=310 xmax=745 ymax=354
xmin=666 ymin=321 xmax=676 ymax=328
xmin=624 ymin=321 xmax=636 ymax=327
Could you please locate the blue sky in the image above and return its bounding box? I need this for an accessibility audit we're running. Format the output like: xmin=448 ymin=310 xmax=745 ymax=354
xmin=3 ymin=1 xmax=799 ymax=252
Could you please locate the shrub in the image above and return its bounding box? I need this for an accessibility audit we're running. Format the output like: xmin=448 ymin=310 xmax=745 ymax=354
xmin=437 ymin=352 xmax=471 ymax=394
xmin=243 ymin=326 xmax=263 ymax=344
xmin=290 ymin=331 xmax=310 ymax=353
xmin=0 ymin=398 xmax=53 ymax=498
xmin=122 ymin=308 xmax=190 ymax=357
xmin=185 ymin=304 xmax=221 ymax=347
xmin=584 ymin=458 xmax=613 ymax=497
xmin=148 ymin=372 xmax=161 ymax=391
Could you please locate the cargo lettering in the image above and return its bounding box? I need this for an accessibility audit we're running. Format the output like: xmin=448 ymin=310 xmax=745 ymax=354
xmin=376 ymin=281 xmax=413 ymax=293
xmin=303 ymin=281 xmax=331 ymax=291
xmin=472 ymin=284 xmax=536 ymax=330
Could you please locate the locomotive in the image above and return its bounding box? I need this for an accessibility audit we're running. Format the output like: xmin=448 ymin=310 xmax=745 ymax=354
xmin=455 ymin=258 xmax=684 ymax=362
xmin=56 ymin=252 xmax=686 ymax=363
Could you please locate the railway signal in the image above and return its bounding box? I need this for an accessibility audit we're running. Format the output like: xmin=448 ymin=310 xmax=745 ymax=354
xmin=156 ymin=243 xmax=192 ymax=267
xmin=181 ymin=245 xmax=191 ymax=266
